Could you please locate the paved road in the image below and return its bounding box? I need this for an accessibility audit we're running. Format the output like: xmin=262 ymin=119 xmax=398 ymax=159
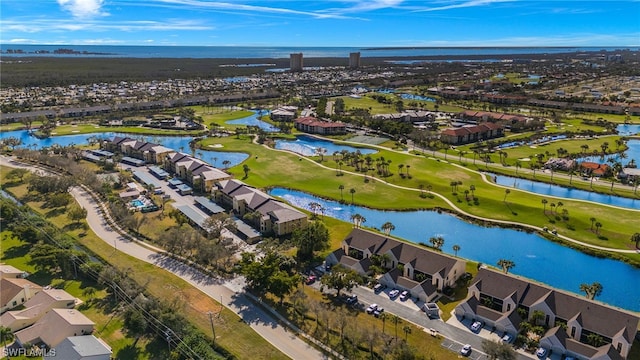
xmin=0 ymin=156 xmax=325 ymax=360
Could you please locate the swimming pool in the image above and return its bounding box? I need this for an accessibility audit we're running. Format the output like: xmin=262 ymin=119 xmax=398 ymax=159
xmin=130 ymin=199 xmax=144 ymax=208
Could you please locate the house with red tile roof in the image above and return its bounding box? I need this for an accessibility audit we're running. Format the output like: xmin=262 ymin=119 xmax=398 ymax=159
xmin=294 ymin=117 xmax=346 ymax=135
xmin=440 ymin=123 xmax=504 ymax=145
xmin=580 ymin=162 xmax=610 ymax=177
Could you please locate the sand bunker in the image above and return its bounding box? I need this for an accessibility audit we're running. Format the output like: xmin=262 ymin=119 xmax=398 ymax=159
xmin=208 ymin=144 xmax=223 ymax=148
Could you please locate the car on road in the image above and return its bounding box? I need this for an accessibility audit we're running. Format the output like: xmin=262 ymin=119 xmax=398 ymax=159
xmin=501 ymin=333 xmax=513 ymax=343
xmin=373 ymin=307 xmax=384 ymax=317
xmin=428 ymin=328 xmax=438 ymax=337
xmin=366 ymin=304 xmax=378 ymax=314
xmin=389 ymin=289 xmax=400 ymax=299
xmin=305 ymin=275 xmax=317 ymax=285
xmin=373 ymin=283 xmax=385 ymax=293
xmin=470 ymin=321 xmax=483 ymax=332
xmin=536 ymin=347 xmax=547 ymax=358
xmin=345 ymin=294 xmax=358 ymax=305
xmin=399 ymin=290 xmax=410 ymax=301
xmin=460 ymin=344 xmax=472 ymax=356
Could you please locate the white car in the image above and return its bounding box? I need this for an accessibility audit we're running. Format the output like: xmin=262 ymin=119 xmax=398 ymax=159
xmin=501 ymin=333 xmax=513 ymax=343
xmin=366 ymin=304 xmax=378 ymax=314
xmin=470 ymin=321 xmax=483 ymax=332
xmin=389 ymin=289 xmax=400 ymax=298
xmin=536 ymin=347 xmax=547 ymax=358
xmin=399 ymin=290 xmax=410 ymax=301
xmin=460 ymin=344 xmax=472 ymax=356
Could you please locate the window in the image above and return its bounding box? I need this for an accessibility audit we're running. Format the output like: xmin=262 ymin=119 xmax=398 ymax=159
xmin=617 ymin=343 xmax=622 ymax=352
xmin=571 ymin=326 xmax=576 ymax=338
xmin=507 ymin=304 xmax=511 ymax=311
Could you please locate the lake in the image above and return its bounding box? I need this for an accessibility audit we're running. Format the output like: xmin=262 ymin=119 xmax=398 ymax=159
xmin=226 ymin=110 xmax=280 ymax=132
xmin=269 ymin=187 xmax=640 ymax=312
xmin=0 ymin=130 xmax=248 ymax=168
xmin=274 ymin=135 xmax=378 ymax=156
xmin=491 ymin=173 xmax=640 ymax=210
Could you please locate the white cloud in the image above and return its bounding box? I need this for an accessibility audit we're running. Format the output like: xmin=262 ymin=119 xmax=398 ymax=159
xmin=412 ymin=0 xmax=514 ymax=13
xmin=57 ymin=0 xmax=107 ymax=18
xmin=1 ymin=18 xmax=213 ymax=33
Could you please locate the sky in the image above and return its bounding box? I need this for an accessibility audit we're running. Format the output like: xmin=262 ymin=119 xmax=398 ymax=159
xmin=1 ymin=0 xmax=639 ymax=47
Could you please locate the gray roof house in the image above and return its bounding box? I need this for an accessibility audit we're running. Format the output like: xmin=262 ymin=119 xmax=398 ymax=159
xmin=455 ymin=268 xmax=639 ymax=360
xmin=50 ymin=335 xmax=112 ymax=360
xmin=326 ymin=228 xmax=466 ymax=303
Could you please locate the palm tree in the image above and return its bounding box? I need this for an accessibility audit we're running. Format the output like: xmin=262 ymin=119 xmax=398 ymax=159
xmin=631 ymin=232 xmax=640 ymax=249
xmin=515 ymin=160 xmax=521 ymax=175
xmin=452 ymin=244 xmax=461 ymax=257
xmin=428 ymin=236 xmax=445 ymax=250
xmin=350 ymin=213 xmax=366 ymax=228
xmin=503 ymin=189 xmax=510 ymax=202
xmin=381 ymin=222 xmax=395 ymax=235
xmin=595 ymin=222 xmax=602 ymax=235
xmin=590 ymin=217 xmax=596 ymax=231
xmin=497 ymin=259 xmax=515 ymax=274
xmin=392 ymin=315 xmax=401 ymax=344
xmin=579 ymin=282 xmax=603 ymax=300
xmin=0 ymin=326 xmax=14 ymax=346
xmin=469 ymin=185 xmax=476 ymax=199
xmin=338 ymin=185 xmax=345 ymax=201
xmin=349 ymin=188 xmax=356 ymax=204
xmin=402 ymin=325 xmax=412 ymax=342
xmin=541 ymin=198 xmax=548 ymax=213
xmin=222 ymin=159 xmax=231 ymax=169
xmin=242 ymin=164 xmax=250 ymax=178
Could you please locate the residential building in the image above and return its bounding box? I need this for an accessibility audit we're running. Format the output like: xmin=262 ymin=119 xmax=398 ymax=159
xmin=14 ymin=308 xmax=95 ymax=348
xmin=349 ymin=52 xmax=361 ymax=69
xmin=580 ymin=162 xmax=610 ymax=177
xmin=294 ymin=117 xmax=346 ymax=135
xmin=455 ymin=268 xmax=638 ymax=360
xmin=165 ymin=153 xmax=232 ymax=192
xmin=0 ymin=264 xmax=25 ymax=278
xmin=51 ymin=335 xmax=112 ymax=360
xmin=290 ymin=53 xmax=303 ymax=72
xmin=213 ymin=179 xmax=307 ymax=236
xmin=440 ymin=123 xmax=504 ymax=145
xmin=326 ymin=228 xmax=466 ymax=303
xmin=1 ymin=278 xmax=42 ymax=314
xmin=1 ymin=288 xmax=77 ymax=331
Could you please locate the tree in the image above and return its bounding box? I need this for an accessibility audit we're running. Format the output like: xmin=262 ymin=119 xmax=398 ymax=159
xmin=338 ymin=184 xmax=345 ymax=201
xmin=595 ymin=222 xmax=602 ymax=235
xmin=82 ymin=286 xmax=97 ymax=300
xmin=349 ymin=188 xmax=356 ymax=204
xmin=350 ymin=213 xmax=366 ymax=228
xmin=242 ymin=164 xmax=251 ymax=178
xmin=452 ymin=244 xmax=461 ymax=257
xmin=541 ymin=198 xmax=548 ymax=213
xmin=6 ymin=168 xmax=29 ymax=182
xmin=202 ymin=212 xmax=236 ymax=240
xmin=402 ymin=325 xmax=412 ymax=342
xmin=381 ymin=221 xmax=395 ymax=235
xmin=293 ymin=221 xmax=330 ymax=262
xmin=631 ymin=232 xmax=640 ymax=249
xmin=0 ymin=326 xmax=14 ymax=346
xmin=481 ymin=339 xmax=517 ymax=360
xmin=497 ymin=259 xmax=515 ymax=274
xmin=123 ymin=308 xmax=148 ymax=344
xmin=428 ymin=236 xmax=444 ymax=250
xmin=222 ymin=159 xmax=231 ymax=169
xmin=67 ymin=206 xmax=88 ymax=224
xmin=391 ymin=314 xmax=401 ymax=344
xmin=590 ymin=217 xmax=596 ymax=231
xmin=319 ymin=265 xmax=363 ymax=297
xmin=579 ymin=282 xmax=603 ymax=300
xmin=503 ymin=188 xmax=510 ymax=202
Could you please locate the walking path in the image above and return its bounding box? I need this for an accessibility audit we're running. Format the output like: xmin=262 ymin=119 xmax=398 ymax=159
xmin=0 ymin=156 xmax=326 ymax=360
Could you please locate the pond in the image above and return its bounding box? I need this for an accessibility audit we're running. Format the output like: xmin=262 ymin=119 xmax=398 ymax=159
xmin=617 ymin=124 xmax=640 ymax=136
xmin=399 ymin=93 xmax=436 ymax=102
xmin=269 ymin=187 xmax=640 ymax=312
xmin=225 ymin=110 xmax=280 ymax=132
xmin=274 ymin=135 xmax=378 ymax=157
xmin=491 ymin=173 xmax=640 ymax=210
xmin=580 ymin=139 xmax=640 ymax=168
xmin=0 ymin=130 xmax=249 ymax=168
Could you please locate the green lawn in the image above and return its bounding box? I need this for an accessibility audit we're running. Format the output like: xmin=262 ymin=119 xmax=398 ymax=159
xmin=199 ymin=135 xmax=640 ymax=265
xmin=49 ymin=123 xmax=205 ymax=136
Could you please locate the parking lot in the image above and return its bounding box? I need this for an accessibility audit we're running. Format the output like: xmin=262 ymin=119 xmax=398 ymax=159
xmin=441 ymin=338 xmax=487 ymax=360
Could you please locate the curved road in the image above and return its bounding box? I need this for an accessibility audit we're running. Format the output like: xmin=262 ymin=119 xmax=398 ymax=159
xmin=0 ymin=156 xmax=325 ymax=360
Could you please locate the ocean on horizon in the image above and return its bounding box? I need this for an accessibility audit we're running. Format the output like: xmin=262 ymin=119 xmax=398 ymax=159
xmin=1 ymin=44 xmax=637 ymax=59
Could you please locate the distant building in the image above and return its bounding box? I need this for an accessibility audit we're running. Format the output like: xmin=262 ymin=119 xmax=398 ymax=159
xmin=440 ymin=123 xmax=504 ymax=145
xmin=349 ymin=52 xmax=361 ymax=69
xmin=290 ymin=53 xmax=303 ymax=72
xmin=294 ymin=117 xmax=346 ymax=135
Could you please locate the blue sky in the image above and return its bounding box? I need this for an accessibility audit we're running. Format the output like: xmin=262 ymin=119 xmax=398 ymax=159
xmin=1 ymin=0 xmax=639 ymax=46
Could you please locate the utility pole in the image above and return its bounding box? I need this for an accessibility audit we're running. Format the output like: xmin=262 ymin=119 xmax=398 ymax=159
xmin=207 ymin=311 xmax=216 ymax=347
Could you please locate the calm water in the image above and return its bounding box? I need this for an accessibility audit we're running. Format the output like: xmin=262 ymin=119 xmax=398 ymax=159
xmin=2 ymin=45 xmax=636 ymax=59
xmin=0 ymin=130 xmax=248 ymax=168
xmin=274 ymin=135 xmax=378 ymax=156
xmin=617 ymin=124 xmax=640 ymax=136
xmin=226 ymin=110 xmax=279 ymax=132
xmin=492 ymin=174 xmax=640 ymax=210
xmin=269 ymin=188 xmax=640 ymax=311
xmin=581 ymin=139 xmax=640 ymax=167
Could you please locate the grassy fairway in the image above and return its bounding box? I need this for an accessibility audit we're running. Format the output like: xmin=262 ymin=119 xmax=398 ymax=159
xmin=200 ymin=135 xmax=640 ymax=264
xmin=49 ymin=123 xmax=204 ymax=136
xmin=0 ymin=180 xmax=288 ymax=360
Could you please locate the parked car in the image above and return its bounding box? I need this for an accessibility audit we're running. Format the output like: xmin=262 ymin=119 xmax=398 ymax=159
xmin=470 ymin=321 xmax=483 ymax=332
xmin=373 ymin=307 xmax=385 ymax=317
xmin=399 ymin=290 xmax=410 ymax=301
xmin=536 ymin=347 xmax=547 ymax=358
xmin=389 ymin=289 xmax=400 ymax=298
xmin=501 ymin=333 xmax=513 ymax=343
xmin=366 ymin=304 xmax=378 ymax=314
xmin=345 ymin=294 xmax=358 ymax=305
xmin=428 ymin=328 xmax=438 ymax=337
xmin=460 ymin=344 xmax=472 ymax=356
xmin=305 ymin=275 xmax=317 ymax=285
xmin=373 ymin=283 xmax=385 ymax=293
